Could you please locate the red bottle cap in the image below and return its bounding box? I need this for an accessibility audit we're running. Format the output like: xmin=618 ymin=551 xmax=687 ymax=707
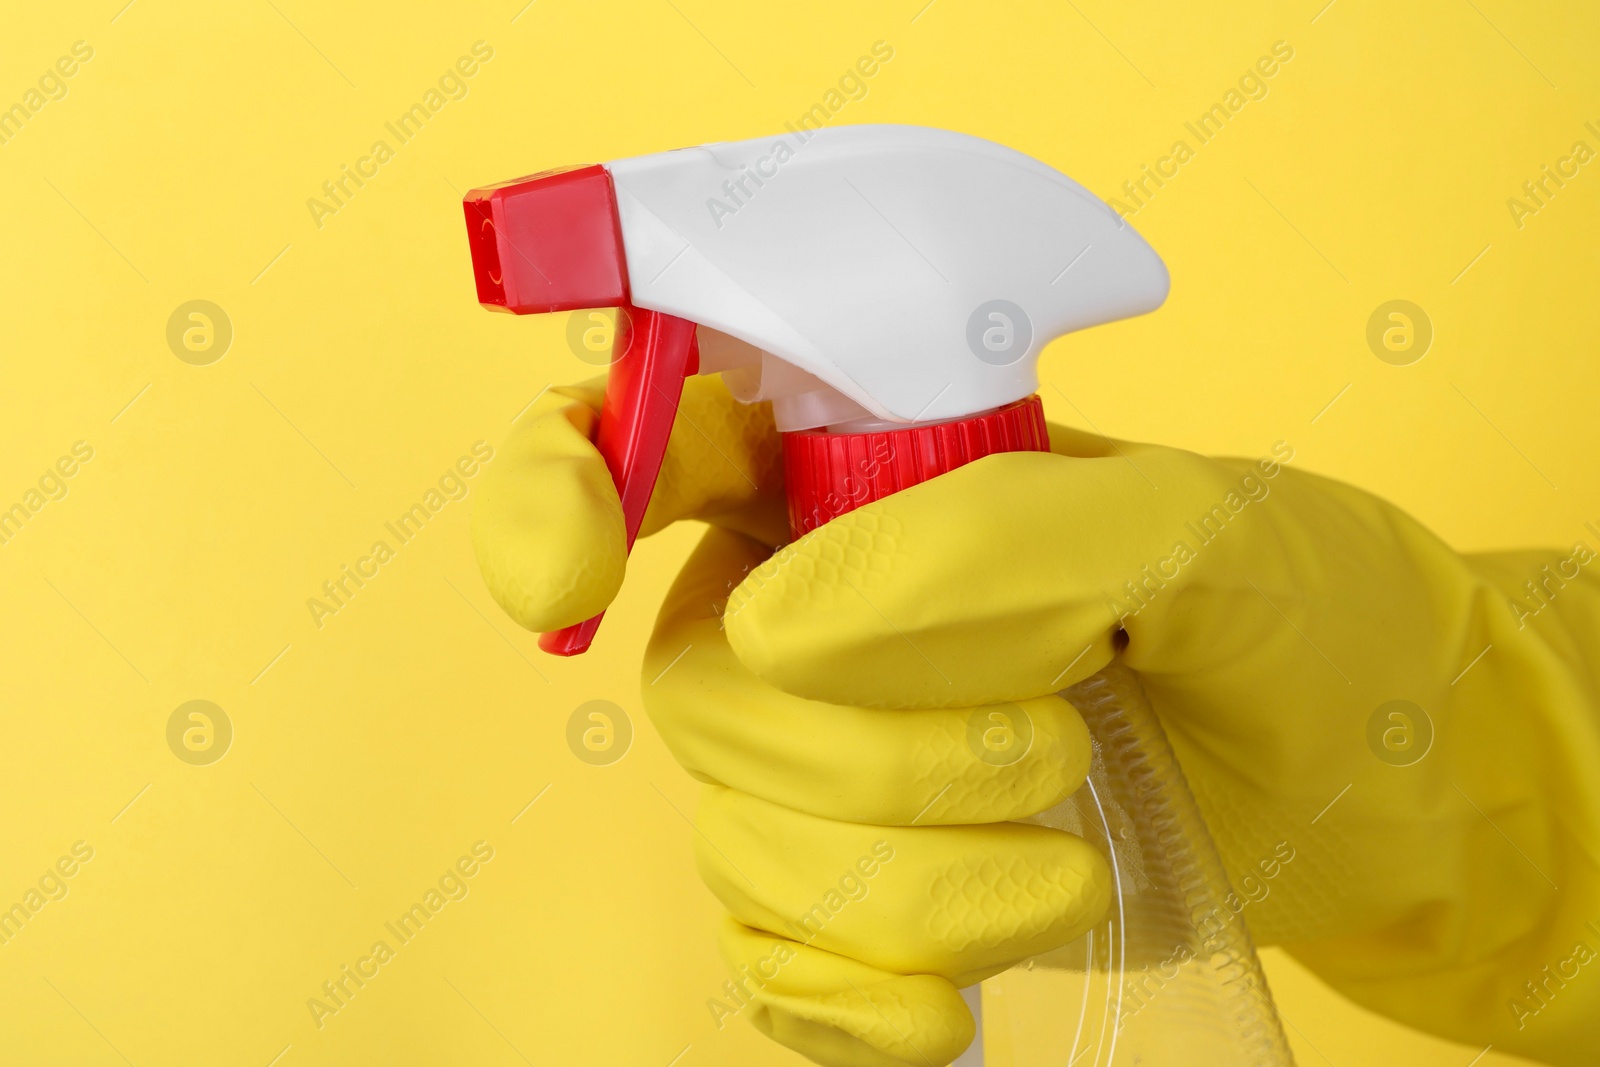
xmin=782 ymin=395 xmax=1050 ymax=539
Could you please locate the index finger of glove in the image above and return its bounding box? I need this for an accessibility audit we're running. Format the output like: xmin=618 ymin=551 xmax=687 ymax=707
xmin=471 ymin=375 xmax=784 ymax=633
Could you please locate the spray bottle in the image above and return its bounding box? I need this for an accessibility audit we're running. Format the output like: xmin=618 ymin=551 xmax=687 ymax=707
xmin=462 ymin=125 xmax=1297 ymax=1066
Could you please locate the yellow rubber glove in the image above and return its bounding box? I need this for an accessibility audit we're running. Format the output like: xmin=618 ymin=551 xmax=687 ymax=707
xmin=720 ymin=434 xmax=1600 ymax=1067
xmin=475 ymin=376 xmax=1112 ymax=1067
xmin=474 ymin=375 xmax=1600 ymax=1067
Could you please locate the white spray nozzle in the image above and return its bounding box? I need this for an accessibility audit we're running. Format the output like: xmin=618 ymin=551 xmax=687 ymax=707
xmin=605 ymin=124 xmax=1169 ymax=430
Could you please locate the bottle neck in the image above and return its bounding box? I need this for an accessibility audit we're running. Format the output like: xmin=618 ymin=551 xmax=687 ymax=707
xmin=780 ymin=395 xmax=1049 ymax=539
xmin=817 ymin=404 xmax=1013 ymax=434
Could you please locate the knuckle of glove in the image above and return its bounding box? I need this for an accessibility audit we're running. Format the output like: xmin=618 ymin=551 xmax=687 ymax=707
xmin=694 ymin=787 xmax=1112 ymax=988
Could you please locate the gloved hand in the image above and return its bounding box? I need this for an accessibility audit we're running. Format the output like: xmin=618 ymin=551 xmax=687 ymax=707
xmin=476 ymin=376 xmax=1112 ymax=1066
xmin=475 ymin=375 xmax=1600 ymax=1067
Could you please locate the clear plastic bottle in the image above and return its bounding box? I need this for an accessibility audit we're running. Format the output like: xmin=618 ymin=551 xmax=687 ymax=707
xmin=980 ymin=660 xmax=1297 ymax=1066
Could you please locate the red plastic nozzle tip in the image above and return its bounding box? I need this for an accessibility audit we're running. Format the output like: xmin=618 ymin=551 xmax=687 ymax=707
xmin=462 ymin=165 xmax=629 ymax=315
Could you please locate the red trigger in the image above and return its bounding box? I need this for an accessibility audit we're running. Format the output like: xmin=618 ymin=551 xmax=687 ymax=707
xmin=462 ymin=165 xmax=698 ymax=656
xmin=539 ymin=307 xmax=698 ymax=656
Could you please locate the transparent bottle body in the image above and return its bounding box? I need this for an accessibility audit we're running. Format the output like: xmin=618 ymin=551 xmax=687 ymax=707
xmin=982 ymin=660 xmax=1297 ymax=1066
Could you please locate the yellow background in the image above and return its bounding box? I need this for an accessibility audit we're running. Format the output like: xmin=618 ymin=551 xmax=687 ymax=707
xmin=2 ymin=0 xmax=1595 ymax=1064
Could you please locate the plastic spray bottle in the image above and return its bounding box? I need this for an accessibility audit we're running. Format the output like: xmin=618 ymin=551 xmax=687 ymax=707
xmin=462 ymin=124 xmax=1297 ymax=1066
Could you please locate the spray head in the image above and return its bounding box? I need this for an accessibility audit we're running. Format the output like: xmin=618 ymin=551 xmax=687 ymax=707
xmin=462 ymin=125 xmax=1169 ymax=654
